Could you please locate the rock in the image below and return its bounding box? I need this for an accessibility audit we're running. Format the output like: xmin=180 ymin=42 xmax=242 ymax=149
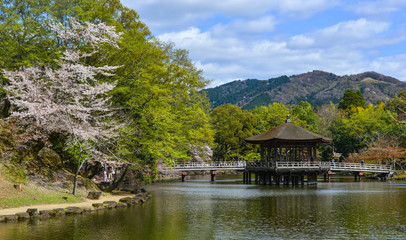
xmin=81 ymin=207 xmax=93 ymax=212
xmin=39 ymin=210 xmax=52 ymax=218
xmin=117 ymin=202 xmax=127 ymax=208
xmin=131 ymin=198 xmax=140 ymax=205
xmin=50 ymin=208 xmax=65 ymax=216
xmin=135 ymin=193 xmax=147 ymax=201
xmin=133 ymin=187 xmax=147 ymax=194
xmin=0 ymin=215 xmax=5 ymax=222
xmin=103 ymin=201 xmax=117 ymax=209
xmin=37 ymin=147 xmax=63 ymax=169
xmin=26 ymin=208 xmax=39 ymax=217
xmin=119 ymin=197 xmax=133 ymax=206
xmin=5 ymin=215 xmax=18 ymax=221
xmin=92 ymin=203 xmax=104 ymax=209
xmin=65 ymin=207 xmax=83 ymax=215
xmin=13 ymin=184 xmax=23 ymax=191
xmin=16 ymin=212 xmax=30 ymax=220
xmin=87 ymin=192 xmax=102 ymax=200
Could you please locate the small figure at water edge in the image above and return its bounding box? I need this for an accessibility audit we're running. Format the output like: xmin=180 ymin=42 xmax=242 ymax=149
xmin=103 ymin=169 xmax=108 ymax=182
xmin=108 ymin=166 xmax=113 ymax=181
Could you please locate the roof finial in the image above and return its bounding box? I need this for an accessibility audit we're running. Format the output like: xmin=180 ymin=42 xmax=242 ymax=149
xmin=285 ymin=115 xmax=292 ymax=123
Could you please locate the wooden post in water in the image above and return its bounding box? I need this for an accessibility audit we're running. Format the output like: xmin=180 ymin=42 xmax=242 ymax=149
xmin=181 ymin=172 xmax=187 ymax=182
xmin=248 ymin=172 xmax=252 ymax=184
xmin=211 ymin=170 xmax=216 ymax=182
xmin=353 ymin=172 xmax=363 ymax=181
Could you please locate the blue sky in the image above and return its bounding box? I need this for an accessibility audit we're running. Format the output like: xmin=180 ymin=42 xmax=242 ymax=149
xmin=121 ymin=0 xmax=406 ymax=87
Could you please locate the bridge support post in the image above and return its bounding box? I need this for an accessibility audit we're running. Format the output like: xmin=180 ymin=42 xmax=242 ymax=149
xmin=276 ymin=175 xmax=281 ymax=185
xmin=354 ymin=172 xmax=363 ymax=181
xmin=211 ymin=170 xmax=216 ymax=182
xmin=255 ymin=173 xmax=258 ymax=184
xmin=292 ymin=176 xmax=299 ymax=185
xmin=181 ymin=172 xmax=187 ymax=182
xmin=301 ymin=175 xmax=305 ymax=185
xmin=248 ymin=172 xmax=252 ymax=184
xmin=307 ymin=174 xmax=317 ymax=185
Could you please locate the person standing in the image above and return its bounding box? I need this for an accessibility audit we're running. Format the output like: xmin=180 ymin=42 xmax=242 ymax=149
xmin=104 ymin=169 xmax=108 ymax=182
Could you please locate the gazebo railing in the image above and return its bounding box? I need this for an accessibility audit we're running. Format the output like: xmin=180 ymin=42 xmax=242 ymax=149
xmin=245 ymin=161 xmax=392 ymax=173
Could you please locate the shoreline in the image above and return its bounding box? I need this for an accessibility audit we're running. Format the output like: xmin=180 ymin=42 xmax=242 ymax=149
xmin=0 ymin=194 xmax=131 ymax=215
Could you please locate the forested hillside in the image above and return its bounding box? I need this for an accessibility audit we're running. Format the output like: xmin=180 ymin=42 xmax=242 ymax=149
xmin=0 ymin=0 xmax=213 ymax=194
xmin=205 ymin=70 xmax=406 ymax=109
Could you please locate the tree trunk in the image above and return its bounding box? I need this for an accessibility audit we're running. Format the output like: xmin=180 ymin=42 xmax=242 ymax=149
xmin=72 ymin=152 xmax=82 ymax=195
xmin=107 ymin=165 xmax=129 ymax=192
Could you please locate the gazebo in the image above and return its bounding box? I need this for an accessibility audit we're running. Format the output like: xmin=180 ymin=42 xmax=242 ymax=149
xmin=244 ymin=115 xmax=332 ymax=185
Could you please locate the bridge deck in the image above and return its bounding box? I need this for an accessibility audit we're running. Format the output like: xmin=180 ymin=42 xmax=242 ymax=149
xmin=166 ymin=161 xmax=392 ymax=174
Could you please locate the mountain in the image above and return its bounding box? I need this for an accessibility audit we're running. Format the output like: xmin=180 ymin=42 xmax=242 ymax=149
xmin=204 ymin=71 xmax=406 ymax=110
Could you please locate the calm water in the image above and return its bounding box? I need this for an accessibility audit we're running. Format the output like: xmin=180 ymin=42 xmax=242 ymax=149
xmin=1 ymin=175 xmax=406 ymax=240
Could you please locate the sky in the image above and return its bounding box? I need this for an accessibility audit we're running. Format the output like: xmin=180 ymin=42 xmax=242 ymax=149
xmin=121 ymin=0 xmax=406 ymax=88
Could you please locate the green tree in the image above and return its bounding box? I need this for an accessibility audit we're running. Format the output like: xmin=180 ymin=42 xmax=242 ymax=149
xmin=0 ymin=0 xmax=214 ymax=182
xmin=290 ymin=101 xmax=320 ymax=131
xmin=211 ymin=104 xmax=256 ymax=160
xmin=338 ymin=89 xmax=366 ymax=110
xmin=385 ymin=90 xmax=406 ymax=115
xmin=330 ymin=103 xmax=401 ymax=156
xmin=251 ymin=102 xmax=290 ymax=133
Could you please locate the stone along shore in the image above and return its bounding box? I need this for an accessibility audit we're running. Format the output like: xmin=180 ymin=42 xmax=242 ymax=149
xmin=0 ymin=192 xmax=151 ymax=223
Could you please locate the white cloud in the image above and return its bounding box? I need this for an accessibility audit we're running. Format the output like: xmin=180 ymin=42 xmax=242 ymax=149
xmin=288 ymin=19 xmax=393 ymax=49
xmin=350 ymin=0 xmax=406 ymax=15
xmin=122 ymin=0 xmax=336 ymax=32
xmin=120 ymin=1 xmax=406 ymax=87
xmin=158 ymin=16 xmax=406 ymax=87
xmin=371 ymin=54 xmax=406 ymax=81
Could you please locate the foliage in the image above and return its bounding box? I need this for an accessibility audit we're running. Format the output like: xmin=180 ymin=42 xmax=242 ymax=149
xmin=251 ymin=102 xmax=290 ymax=133
xmin=204 ymin=70 xmax=406 ymax=110
xmin=338 ymin=89 xmax=366 ymax=110
xmin=385 ymin=90 xmax=406 ymax=114
xmin=3 ymin=19 xmax=122 ymax=194
xmin=346 ymin=138 xmax=406 ymax=169
xmin=290 ymin=101 xmax=320 ymax=131
xmin=211 ymin=104 xmax=256 ymax=160
xmin=0 ymin=0 xmax=214 ymax=184
xmin=329 ymin=103 xmax=403 ymax=156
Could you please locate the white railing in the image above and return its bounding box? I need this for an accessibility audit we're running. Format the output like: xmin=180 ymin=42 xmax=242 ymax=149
xmin=170 ymin=161 xmax=245 ymax=170
xmin=329 ymin=162 xmax=391 ymax=172
xmin=166 ymin=161 xmax=392 ymax=173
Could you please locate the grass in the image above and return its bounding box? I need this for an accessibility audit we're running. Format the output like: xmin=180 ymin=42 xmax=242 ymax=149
xmin=0 ymin=184 xmax=85 ymax=209
xmin=0 ymin=164 xmax=88 ymax=209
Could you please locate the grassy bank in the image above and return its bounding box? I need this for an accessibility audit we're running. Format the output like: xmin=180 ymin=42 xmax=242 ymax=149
xmin=0 ymin=183 xmax=85 ymax=209
xmin=0 ymin=164 xmax=100 ymax=209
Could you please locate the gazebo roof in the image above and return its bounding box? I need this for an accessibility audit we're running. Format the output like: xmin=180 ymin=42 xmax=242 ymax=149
xmin=245 ymin=116 xmax=332 ymax=144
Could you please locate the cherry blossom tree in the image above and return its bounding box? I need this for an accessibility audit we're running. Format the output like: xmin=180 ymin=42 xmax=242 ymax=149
xmin=3 ymin=18 xmax=123 ymax=195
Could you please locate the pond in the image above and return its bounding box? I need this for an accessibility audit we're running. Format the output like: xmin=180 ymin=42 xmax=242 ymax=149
xmin=1 ymin=175 xmax=405 ymax=239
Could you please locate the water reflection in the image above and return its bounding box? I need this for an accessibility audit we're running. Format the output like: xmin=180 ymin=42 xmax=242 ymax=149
xmin=1 ymin=175 xmax=406 ymax=239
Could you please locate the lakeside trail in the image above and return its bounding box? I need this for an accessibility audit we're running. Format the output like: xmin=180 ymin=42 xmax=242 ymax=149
xmin=0 ymin=194 xmax=134 ymax=216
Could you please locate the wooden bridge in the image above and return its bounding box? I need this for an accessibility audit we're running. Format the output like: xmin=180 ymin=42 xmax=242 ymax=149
xmin=166 ymin=161 xmax=393 ymax=183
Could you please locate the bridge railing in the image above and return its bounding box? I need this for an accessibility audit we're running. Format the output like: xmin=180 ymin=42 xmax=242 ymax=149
xmin=171 ymin=161 xmax=245 ymax=169
xmin=168 ymin=161 xmax=392 ymax=173
xmin=329 ymin=162 xmax=391 ymax=171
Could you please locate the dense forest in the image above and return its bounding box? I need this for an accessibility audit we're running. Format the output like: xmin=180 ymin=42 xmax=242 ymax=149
xmin=205 ymin=70 xmax=406 ymax=110
xmin=0 ymin=0 xmax=406 ymax=195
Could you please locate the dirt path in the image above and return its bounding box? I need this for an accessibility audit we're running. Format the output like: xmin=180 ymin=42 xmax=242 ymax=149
xmin=0 ymin=194 xmax=134 ymax=216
